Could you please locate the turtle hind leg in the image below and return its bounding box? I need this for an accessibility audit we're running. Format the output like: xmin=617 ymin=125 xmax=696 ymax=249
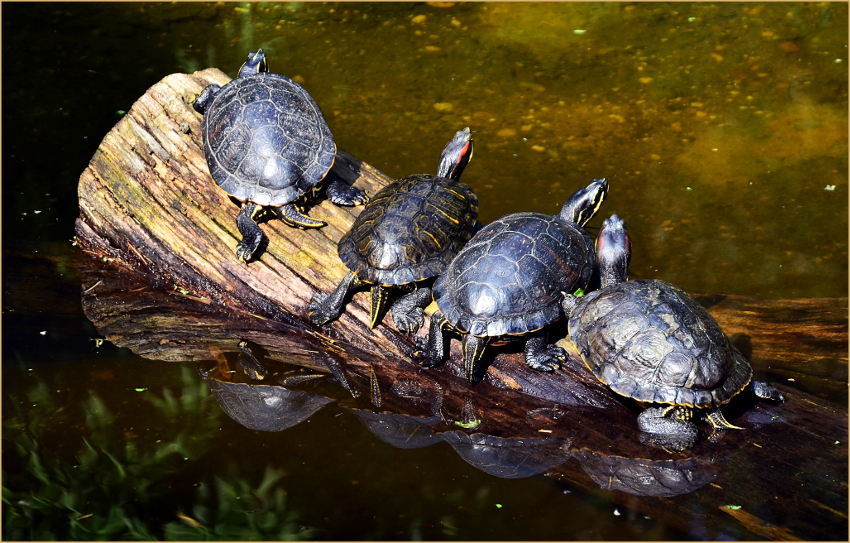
xmin=326 ymin=177 xmax=369 ymax=206
xmin=235 ymin=202 xmax=265 ymax=262
xmin=749 ymin=380 xmax=786 ymax=403
xmin=390 ymin=286 xmax=431 ymax=333
xmin=277 ymin=203 xmax=325 ymax=229
xmin=192 ymin=84 xmax=220 ymax=114
xmin=308 ymin=272 xmax=366 ymax=325
xmin=523 ymin=331 xmax=565 ymax=372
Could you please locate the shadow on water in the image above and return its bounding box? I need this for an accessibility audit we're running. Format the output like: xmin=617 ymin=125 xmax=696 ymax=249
xmin=2 ymin=2 xmax=847 ymax=541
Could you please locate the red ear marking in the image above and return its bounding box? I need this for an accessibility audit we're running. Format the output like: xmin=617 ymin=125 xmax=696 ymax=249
xmin=457 ymin=141 xmax=471 ymax=164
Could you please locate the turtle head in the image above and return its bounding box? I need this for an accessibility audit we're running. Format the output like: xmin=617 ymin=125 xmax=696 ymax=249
xmin=596 ymin=214 xmax=631 ymax=288
xmin=238 ymin=49 xmax=269 ymax=78
xmin=557 ymin=178 xmax=608 ymax=227
xmin=436 ymin=127 xmax=473 ymax=181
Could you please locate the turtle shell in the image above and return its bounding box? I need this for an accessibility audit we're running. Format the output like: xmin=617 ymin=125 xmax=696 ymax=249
xmin=338 ymin=175 xmax=478 ymax=286
xmin=433 ymin=212 xmax=594 ymax=337
xmin=568 ymin=279 xmax=753 ymax=409
xmin=201 ymin=72 xmax=335 ymax=207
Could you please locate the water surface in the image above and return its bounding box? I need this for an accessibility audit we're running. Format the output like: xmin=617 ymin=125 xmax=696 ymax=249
xmin=3 ymin=2 xmax=847 ymax=540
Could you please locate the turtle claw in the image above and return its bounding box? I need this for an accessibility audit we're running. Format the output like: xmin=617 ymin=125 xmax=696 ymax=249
xmin=235 ymin=239 xmax=260 ymax=263
xmin=326 ymin=178 xmax=369 ymax=206
xmin=392 ymin=308 xmax=424 ymax=334
xmin=524 ymin=338 xmax=565 ymax=372
xmin=307 ymin=292 xmax=334 ymax=325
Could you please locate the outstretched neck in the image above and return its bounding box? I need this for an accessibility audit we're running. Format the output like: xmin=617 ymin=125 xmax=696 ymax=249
xmin=596 ymin=214 xmax=631 ymax=288
xmin=558 ymin=178 xmax=608 ymax=227
xmin=436 ymin=128 xmax=473 ymax=181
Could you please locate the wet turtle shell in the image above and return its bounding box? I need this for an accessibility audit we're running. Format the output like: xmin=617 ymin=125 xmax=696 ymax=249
xmin=339 ymin=174 xmax=478 ymax=287
xmin=200 ymin=71 xmax=335 ymax=207
xmin=433 ymin=211 xmax=595 ymax=338
xmin=567 ymin=279 xmax=752 ymax=409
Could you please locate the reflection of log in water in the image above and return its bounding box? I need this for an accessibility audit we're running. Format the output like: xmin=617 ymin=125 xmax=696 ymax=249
xmin=75 ymin=68 xmax=847 ymax=540
xmin=80 ymin=263 xmax=846 ymax=540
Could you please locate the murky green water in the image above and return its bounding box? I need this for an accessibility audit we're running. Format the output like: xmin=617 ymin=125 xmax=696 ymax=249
xmin=3 ymin=2 xmax=847 ymax=540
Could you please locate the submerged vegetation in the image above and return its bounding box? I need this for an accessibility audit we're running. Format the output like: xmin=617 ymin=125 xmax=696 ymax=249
xmin=2 ymin=366 xmax=314 ymax=540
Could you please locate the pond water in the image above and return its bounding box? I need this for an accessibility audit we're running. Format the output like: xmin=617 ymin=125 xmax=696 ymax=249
xmin=3 ymin=2 xmax=847 ymax=540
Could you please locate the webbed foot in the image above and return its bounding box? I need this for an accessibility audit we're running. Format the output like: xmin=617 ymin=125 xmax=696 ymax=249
xmin=308 ymin=272 xmax=365 ymax=325
xmin=523 ymin=334 xmax=565 ymax=372
xmin=235 ymin=202 xmax=264 ymax=262
xmin=390 ymin=287 xmax=431 ymax=334
xmin=326 ymin=177 xmax=369 ymax=206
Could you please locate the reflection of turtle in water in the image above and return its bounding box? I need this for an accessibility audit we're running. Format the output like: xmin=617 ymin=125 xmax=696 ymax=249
xmin=346 ymin=408 xmax=443 ymax=450
xmin=573 ymin=449 xmax=724 ymax=498
xmin=562 ymin=215 xmax=785 ymax=447
xmin=193 ymin=49 xmax=368 ymax=262
xmin=198 ymin=343 xmax=332 ymax=432
xmin=441 ymin=432 xmax=571 ymax=479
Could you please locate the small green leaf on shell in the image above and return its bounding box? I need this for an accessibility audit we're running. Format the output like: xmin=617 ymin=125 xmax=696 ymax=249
xmin=722 ymin=505 xmax=742 ymax=510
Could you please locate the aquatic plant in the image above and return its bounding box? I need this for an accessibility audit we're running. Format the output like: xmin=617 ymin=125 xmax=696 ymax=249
xmin=2 ymin=365 xmax=314 ymax=540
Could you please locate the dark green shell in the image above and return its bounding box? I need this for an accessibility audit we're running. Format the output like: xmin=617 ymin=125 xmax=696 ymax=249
xmin=433 ymin=212 xmax=594 ymax=337
xmin=201 ymin=73 xmax=335 ymax=207
xmin=338 ymin=175 xmax=478 ymax=286
xmin=568 ymin=279 xmax=752 ymax=408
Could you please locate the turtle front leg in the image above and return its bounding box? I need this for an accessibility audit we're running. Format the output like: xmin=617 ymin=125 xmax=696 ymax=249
xmin=523 ymin=330 xmax=565 ymax=372
xmin=325 ymin=176 xmax=369 ymax=206
xmin=308 ymin=272 xmax=366 ymax=325
xmin=390 ymin=286 xmax=432 ymax=333
xmin=414 ymin=310 xmax=450 ymax=368
xmin=235 ymin=202 xmax=265 ymax=262
xmin=277 ymin=203 xmax=326 ymax=229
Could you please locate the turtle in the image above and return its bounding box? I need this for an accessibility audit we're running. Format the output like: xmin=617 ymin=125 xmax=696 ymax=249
xmin=308 ymin=128 xmax=477 ymax=333
xmin=192 ymin=49 xmax=368 ymax=262
xmin=561 ymin=214 xmax=785 ymax=445
xmin=414 ymin=177 xmax=609 ymax=384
